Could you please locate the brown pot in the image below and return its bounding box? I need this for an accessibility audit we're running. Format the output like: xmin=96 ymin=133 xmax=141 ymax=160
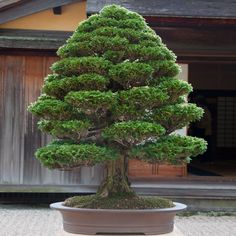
xmin=51 ymin=202 xmax=186 ymax=235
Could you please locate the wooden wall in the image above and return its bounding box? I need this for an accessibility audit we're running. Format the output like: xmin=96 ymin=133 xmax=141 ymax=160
xmin=0 ymin=54 xmax=103 ymax=186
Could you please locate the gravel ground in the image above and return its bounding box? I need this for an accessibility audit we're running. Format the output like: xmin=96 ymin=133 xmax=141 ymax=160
xmin=176 ymin=215 xmax=236 ymax=236
xmin=0 ymin=205 xmax=236 ymax=236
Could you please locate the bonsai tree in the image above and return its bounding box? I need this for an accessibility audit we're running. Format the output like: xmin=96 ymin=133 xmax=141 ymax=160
xmin=28 ymin=5 xmax=207 ymax=208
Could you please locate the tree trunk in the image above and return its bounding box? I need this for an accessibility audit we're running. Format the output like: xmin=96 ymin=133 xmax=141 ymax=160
xmin=97 ymin=156 xmax=134 ymax=197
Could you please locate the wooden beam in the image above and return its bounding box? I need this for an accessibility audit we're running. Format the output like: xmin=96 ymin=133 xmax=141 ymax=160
xmin=145 ymin=16 xmax=236 ymax=28
xmin=87 ymin=0 xmax=236 ymax=19
xmin=0 ymin=29 xmax=72 ymax=50
xmin=0 ymin=0 xmax=84 ymax=24
xmin=0 ymin=0 xmax=21 ymax=9
xmin=155 ymin=27 xmax=236 ymax=58
xmin=0 ymin=48 xmax=57 ymax=56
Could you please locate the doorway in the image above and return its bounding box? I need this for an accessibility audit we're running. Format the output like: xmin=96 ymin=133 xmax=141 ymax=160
xmin=188 ymin=63 xmax=236 ymax=177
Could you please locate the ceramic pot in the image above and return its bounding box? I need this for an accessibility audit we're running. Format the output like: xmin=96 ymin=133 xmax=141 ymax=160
xmin=51 ymin=201 xmax=186 ymax=235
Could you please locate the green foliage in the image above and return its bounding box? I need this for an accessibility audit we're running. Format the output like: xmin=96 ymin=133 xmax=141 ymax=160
xmin=49 ymin=139 xmax=77 ymax=145
xmin=103 ymin=50 xmax=125 ymax=63
xmin=111 ymin=104 xmax=143 ymax=121
xmin=146 ymin=103 xmax=204 ymax=133
xmin=35 ymin=142 xmax=118 ymax=170
xmin=100 ymin=5 xmax=143 ymax=21
xmin=51 ymin=57 xmax=111 ymax=76
xmin=76 ymin=14 xmax=147 ymax=33
xmin=118 ymin=86 xmax=169 ymax=110
xmin=158 ymin=79 xmax=193 ymax=102
xmin=65 ymin=91 xmax=116 ymax=114
xmin=58 ymin=41 xmax=91 ymax=58
xmin=148 ymin=60 xmax=181 ymax=78
xmin=90 ymin=27 xmax=161 ymax=44
xmin=127 ymin=44 xmax=176 ymax=62
xmin=111 ymin=86 xmax=170 ymax=121
xmin=43 ymin=73 xmax=109 ymax=98
xmin=130 ymin=135 xmax=207 ymax=164
xmin=38 ymin=119 xmax=91 ymax=139
xmin=109 ymin=62 xmax=153 ymax=88
xmin=68 ymin=27 xmax=161 ymax=51
xmin=102 ymin=121 xmax=165 ymax=146
xmin=28 ymin=4 xmax=207 ymax=176
xmin=28 ymin=96 xmax=75 ymax=120
xmin=58 ymin=36 xmax=129 ymax=58
xmin=44 ymin=74 xmax=59 ymax=83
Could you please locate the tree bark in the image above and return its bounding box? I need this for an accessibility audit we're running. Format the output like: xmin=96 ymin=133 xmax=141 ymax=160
xmin=97 ymin=156 xmax=134 ymax=197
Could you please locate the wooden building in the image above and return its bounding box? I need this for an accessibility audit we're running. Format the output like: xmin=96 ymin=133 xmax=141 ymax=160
xmin=0 ymin=0 xmax=236 ymax=205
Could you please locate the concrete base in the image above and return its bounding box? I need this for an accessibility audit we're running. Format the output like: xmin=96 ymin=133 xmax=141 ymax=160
xmin=59 ymin=226 xmax=183 ymax=236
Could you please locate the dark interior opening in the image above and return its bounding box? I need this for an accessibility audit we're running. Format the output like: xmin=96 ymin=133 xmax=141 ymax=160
xmin=188 ymin=63 xmax=236 ymax=177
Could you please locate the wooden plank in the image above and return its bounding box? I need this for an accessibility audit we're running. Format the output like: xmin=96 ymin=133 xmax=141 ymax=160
xmin=0 ymin=55 xmax=24 ymax=184
xmin=87 ymin=0 xmax=236 ymax=19
xmin=0 ymin=0 xmax=84 ymax=24
xmin=132 ymin=181 xmax=236 ymax=198
xmin=135 ymin=187 xmax=236 ymax=198
xmin=23 ymin=55 xmax=47 ymax=184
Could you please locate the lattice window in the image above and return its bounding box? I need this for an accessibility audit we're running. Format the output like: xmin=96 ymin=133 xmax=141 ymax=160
xmin=217 ymin=97 xmax=236 ymax=147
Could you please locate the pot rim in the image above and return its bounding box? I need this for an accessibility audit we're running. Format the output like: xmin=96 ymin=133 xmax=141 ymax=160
xmin=50 ymin=201 xmax=187 ymax=213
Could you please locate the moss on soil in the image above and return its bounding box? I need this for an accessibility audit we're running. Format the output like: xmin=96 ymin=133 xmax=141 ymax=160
xmin=64 ymin=194 xmax=174 ymax=209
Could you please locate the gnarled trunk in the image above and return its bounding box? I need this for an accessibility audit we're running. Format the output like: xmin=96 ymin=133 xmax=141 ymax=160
xmin=97 ymin=156 xmax=134 ymax=197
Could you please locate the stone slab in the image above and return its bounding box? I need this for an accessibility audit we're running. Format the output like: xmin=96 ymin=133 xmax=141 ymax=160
xmin=59 ymin=226 xmax=183 ymax=236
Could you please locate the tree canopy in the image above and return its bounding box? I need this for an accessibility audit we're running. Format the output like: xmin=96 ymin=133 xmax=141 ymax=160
xmin=28 ymin=5 xmax=207 ymax=177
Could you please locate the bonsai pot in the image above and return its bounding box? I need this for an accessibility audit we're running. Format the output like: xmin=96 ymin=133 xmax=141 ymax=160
xmin=50 ymin=202 xmax=186 ymax=235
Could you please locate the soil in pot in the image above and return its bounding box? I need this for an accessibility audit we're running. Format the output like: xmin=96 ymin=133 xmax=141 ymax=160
xmin=64 ymin=193 xmax=174 ymax=209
